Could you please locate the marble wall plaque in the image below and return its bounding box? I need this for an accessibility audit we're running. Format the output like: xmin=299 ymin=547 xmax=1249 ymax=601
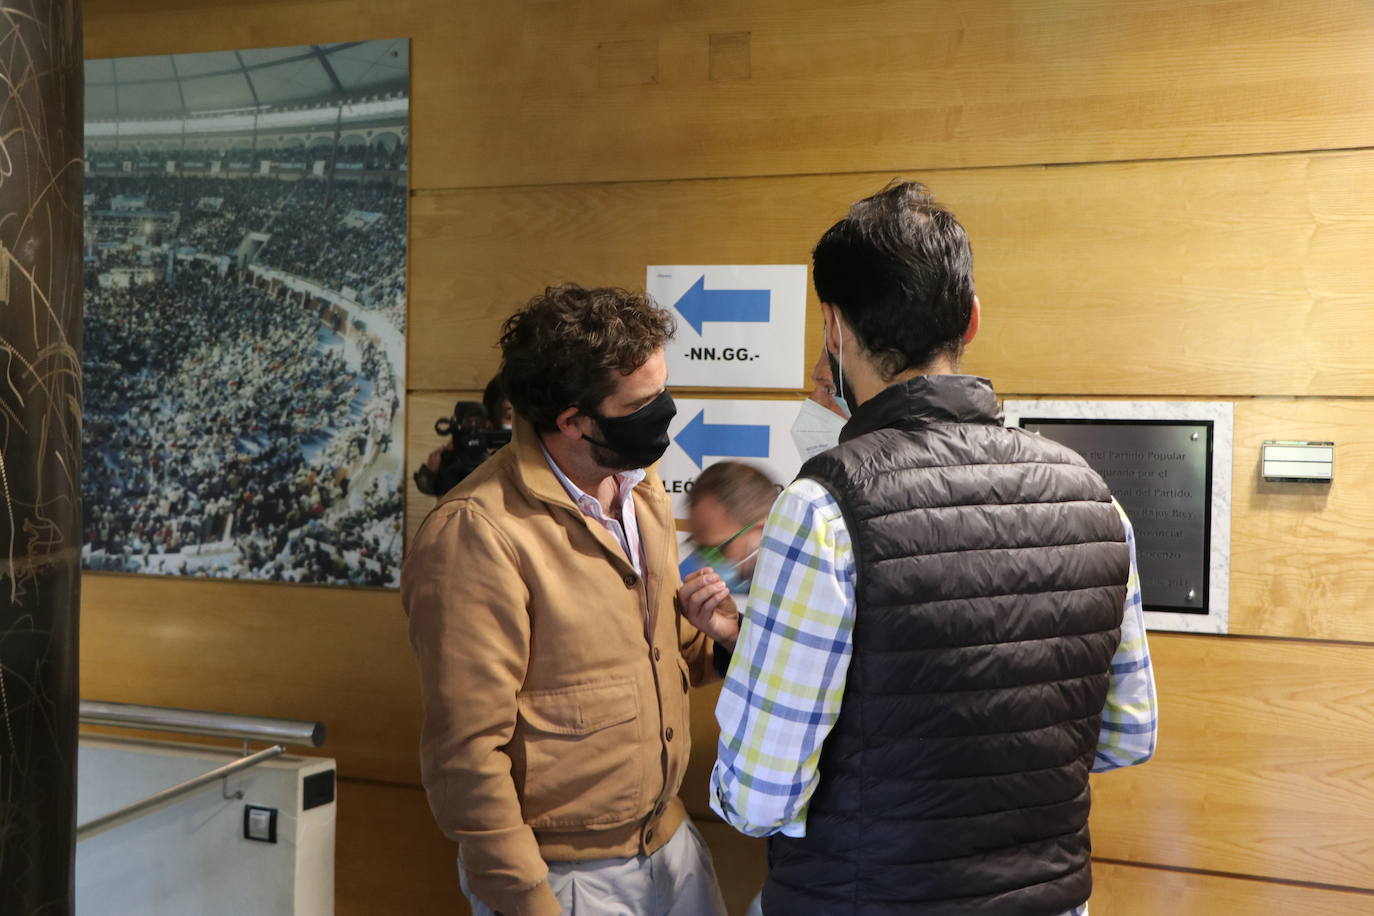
xmin=1003 ymin=400 xmax=1233 ymax=635
xmin=1020 ymin=420 xmax=1210 ymax=611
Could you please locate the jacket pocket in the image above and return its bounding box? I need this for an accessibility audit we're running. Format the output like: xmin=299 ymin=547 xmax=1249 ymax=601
xmin=516 ymin=678 xmax=644 ymax=827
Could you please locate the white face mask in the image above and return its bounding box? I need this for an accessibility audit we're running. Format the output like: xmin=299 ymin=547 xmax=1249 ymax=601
xmin=790 ymin=398 xmax=847 ymax=460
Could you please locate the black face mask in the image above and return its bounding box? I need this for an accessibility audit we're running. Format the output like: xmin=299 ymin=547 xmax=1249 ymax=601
xmin=583 ymin=390 xmax=677 ymax=470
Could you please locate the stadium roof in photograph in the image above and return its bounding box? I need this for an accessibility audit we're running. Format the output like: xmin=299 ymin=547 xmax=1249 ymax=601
xmin=86 ymin=40 xmax=409 ymax=121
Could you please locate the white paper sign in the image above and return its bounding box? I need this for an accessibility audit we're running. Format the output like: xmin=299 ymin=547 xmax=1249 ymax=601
xmin=657 ymin=397 xmax=807 ymax=520
xmin=649 ymin=265 xmax=807 ymax=389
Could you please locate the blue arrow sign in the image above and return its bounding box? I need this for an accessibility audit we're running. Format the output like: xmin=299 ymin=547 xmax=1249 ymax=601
xmin=673 ymin=410 xmax=770 ymax=469
xmin=673 ymin=275 xmax=771 ymax=335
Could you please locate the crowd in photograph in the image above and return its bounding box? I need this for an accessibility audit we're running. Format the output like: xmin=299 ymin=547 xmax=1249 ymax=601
xmin=88 ymin=248 xmax=154 ymax=272
xmin=89 ymin=139 xmax=408 ymax=175
xmin=87 ymin=172 xmax=406 ymax=332
xmin=82 ymin=259 xmax=402 ymax=587
xmin=252 ymin=178 xmax=407 ymax=330
xmin=87 ymin=175 xmax=278 ymax=256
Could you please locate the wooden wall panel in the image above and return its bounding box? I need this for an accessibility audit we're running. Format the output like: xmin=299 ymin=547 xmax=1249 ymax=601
xmin=84 ymin=1 xmax=400 ymax=65
xmin=1090 ymin=633 xmax=1374 ymax=891
xmin=1230 ymin=398 xmax=1374 ymax=643
xmin=486 ymin=0 xmax=1374 ymax=186
xmin=409 ymin=178 xmax=830 ymax=392
xmin=411 ymin=149 xmax=1374 ymax=396
xmin=335 ymin=779 xmax=466 ymax=915
xmin=80 ymin=576 xmax=422 ymax=786
xmin=1090 ymin=863 xmax=1374 ymax=916
xmin=696 ymin=821 xmax=768 ymax=914
xmin=683 ymin=680 xmax=726 ymax=822
xmin=87 ymin=0 xmax=1374 ymax=188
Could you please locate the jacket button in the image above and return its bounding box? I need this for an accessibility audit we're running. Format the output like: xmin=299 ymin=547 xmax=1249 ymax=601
xmin=624 ymin=573 xmax=638 ymax=587
xmin=664 ymin=727 xmax=674 ymax=742
xmin=653 ymin=647 xmax=662 ymax=662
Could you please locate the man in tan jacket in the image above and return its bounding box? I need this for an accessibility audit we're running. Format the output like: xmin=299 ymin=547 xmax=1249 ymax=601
xmin=402 ymin=285 xmax=729 ymax=916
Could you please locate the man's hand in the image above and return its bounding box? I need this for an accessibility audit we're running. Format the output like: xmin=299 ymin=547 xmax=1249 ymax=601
xmin=425 ymin=442 xmax=452 ymax=471
xmin=680 ymin=567 xmax=740 ymax=652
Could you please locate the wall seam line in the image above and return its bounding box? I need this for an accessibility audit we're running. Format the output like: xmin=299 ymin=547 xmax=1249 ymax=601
xmin=404 ymin=142 xmax=1374 ymax=197
xmin=1093 ymin=856 xmax=1374 ymax=897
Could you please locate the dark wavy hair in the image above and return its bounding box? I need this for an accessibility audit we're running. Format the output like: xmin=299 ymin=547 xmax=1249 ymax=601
xmin=498 ymin=284 xmax=676 ymax=432
xmin=812 ymin=180 xmax=975 ymax=378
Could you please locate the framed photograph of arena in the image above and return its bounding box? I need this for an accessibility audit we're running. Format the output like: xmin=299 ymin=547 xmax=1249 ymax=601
xmin=82 ymin=41 xmax=409 ymax=588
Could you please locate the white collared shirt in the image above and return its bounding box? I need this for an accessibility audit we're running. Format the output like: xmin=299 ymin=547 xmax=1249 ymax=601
xmin=541 ymin=445 xmax=645 ymax=576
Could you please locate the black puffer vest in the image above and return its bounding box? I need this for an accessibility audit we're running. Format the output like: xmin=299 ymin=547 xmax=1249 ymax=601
xmin=763 ymin=375 xmax=1129 ymax=916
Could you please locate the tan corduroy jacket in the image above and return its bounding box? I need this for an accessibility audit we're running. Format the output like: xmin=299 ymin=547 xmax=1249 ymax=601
xmin=402 ymin=417 xmax=717 ymax=916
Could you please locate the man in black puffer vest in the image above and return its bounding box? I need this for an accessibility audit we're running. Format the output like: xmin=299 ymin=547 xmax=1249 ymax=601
xmin=681 ymin=181 xmax=1158 ymax=915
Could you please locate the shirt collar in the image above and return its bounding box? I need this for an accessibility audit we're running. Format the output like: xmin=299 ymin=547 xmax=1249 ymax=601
xmin=540 ymin=443 xmax=645 ymax=517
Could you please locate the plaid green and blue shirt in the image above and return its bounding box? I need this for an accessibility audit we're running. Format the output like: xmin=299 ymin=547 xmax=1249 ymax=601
xmin=711 ymin=478 xmax=1157 ymax=914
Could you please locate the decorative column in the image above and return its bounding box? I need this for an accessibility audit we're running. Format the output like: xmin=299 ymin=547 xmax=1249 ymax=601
xmin=0 ymin=2 xmax=85 ymax=913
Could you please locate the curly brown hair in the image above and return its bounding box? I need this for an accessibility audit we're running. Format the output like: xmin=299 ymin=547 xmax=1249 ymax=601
xmin=498 ymin=284 xmax=676 ymax=432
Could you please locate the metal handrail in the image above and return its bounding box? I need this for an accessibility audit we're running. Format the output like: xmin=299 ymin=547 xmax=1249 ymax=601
xmin=77 ymin=745 xmax=285 ymax=842
xmin=80 ymin=700 xmax=325 ymax=747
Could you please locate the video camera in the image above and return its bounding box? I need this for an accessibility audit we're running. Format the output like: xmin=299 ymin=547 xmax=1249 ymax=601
xmin=412 ymin=401 xmax=512 ymax=496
